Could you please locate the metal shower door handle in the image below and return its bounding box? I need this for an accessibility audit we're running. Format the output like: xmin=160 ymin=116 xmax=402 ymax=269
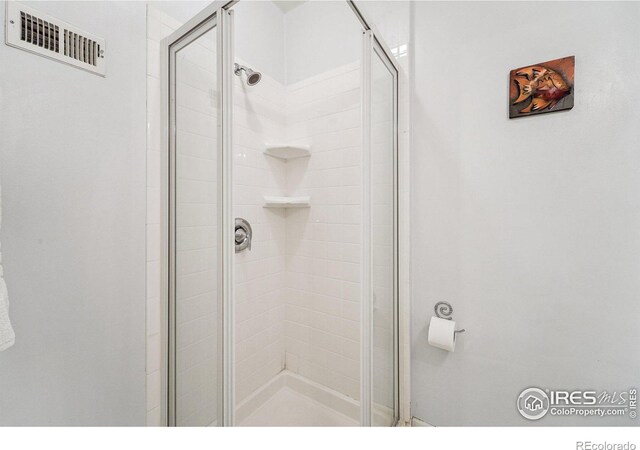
xmin=235 ymin=218 xmax=252 ymax=253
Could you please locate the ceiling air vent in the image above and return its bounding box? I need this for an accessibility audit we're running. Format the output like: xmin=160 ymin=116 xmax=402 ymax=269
xmin=5 ymin=2 xmax=106 ymax=76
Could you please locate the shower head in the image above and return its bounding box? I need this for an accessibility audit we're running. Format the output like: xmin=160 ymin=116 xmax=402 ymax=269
xmin=234 ymin=63 xmax=262 ymax=86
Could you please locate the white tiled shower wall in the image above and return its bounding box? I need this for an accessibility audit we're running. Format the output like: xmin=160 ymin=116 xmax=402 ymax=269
xmin=234 ymin=62 xmax=364 ymax=404
xmin=283 ymin=62 xmax=362 ymax=400
xmin=232 ymin=67 xmax=288 ymax=404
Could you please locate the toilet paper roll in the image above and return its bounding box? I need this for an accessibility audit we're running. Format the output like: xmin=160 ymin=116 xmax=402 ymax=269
xmin=427 ymin=316 xmax=457 ymax=352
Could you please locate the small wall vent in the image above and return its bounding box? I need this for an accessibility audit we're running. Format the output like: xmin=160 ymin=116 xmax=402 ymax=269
xmin=5 ymin=2 xmax=106 ymax=76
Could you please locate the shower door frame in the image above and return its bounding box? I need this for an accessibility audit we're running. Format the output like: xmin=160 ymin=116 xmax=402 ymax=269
xmin=360 ymin=26 xmax=401 ymax=427
xmin=163 ymin=4 xmax=235 ymax=427
xmin=161 ymin=0 xmax=404 ymax=427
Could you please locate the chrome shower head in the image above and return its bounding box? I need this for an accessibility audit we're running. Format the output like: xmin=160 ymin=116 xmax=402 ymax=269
xmin=234 ymin=63 xmax=262 ymax=86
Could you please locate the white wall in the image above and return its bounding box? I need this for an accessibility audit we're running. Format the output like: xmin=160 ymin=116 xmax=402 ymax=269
xmin=284 ymin=0 xmax=362 ymax=85
xmin=0 ymin=1 xmax=147 ymax=425
xmin=152 ymin=1 xmax=287 ymax=84
xmin=148 ymin=0 xmax=209 ymax=24
xmin=354 ymin=0 xmax=410 ymax=51
xmin=233 ymin=1 xmax=286 ymax=84
xmin=283 ymin=0 xmax=410 ymax=86
xmin=411 ymin=1 xmax=640 ymax=426
xmin=146 ymin=6 xmax=180 ymax=426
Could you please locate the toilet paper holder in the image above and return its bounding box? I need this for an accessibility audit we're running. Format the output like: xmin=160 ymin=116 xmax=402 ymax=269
xmin=434 ymin=301 xmax=466 ymax=335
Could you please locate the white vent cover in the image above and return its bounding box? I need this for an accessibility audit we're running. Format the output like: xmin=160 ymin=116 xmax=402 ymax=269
xmin=5 ymin=2 xmax=106 ymax=76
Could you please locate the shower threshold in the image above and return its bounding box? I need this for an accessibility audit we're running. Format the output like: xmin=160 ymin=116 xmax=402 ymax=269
xmin=237 ymin=370 xmax=359 ymax=427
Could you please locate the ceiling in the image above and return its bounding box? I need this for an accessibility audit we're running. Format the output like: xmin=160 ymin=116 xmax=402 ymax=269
xmin=272 ymin=0 xmax=307 ymax=14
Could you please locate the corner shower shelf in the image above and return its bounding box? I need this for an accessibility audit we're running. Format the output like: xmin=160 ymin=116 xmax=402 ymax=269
xmin=264 ymin=144 xmax=311 ymax=161
xmin=263 ymin=196 xmax=311 ymax=208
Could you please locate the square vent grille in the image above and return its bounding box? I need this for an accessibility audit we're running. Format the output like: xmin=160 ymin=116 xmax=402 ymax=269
xmin=5 ymin=2 xmax=106 ymax=76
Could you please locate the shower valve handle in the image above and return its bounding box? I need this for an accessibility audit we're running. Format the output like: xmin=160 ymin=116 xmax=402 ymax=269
xmin=235 ymin=218 xmax=252 ymax=253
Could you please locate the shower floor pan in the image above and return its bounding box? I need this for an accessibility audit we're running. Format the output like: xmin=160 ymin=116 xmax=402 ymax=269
xmin=237 ymin=370 xmax=359 ymax=427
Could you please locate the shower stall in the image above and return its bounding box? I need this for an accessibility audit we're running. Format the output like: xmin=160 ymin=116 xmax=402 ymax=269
xmin=162 ymin=0 xmax=399 ymax=426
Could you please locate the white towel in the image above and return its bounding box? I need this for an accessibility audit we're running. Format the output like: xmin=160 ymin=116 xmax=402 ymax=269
xmin=0 ymin=183 xmax=15 ymax=351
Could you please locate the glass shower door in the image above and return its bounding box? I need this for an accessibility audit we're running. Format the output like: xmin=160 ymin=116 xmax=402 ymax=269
xmin=365 ymin=33 xmax=399 ymax=427
xmin=170 ymin=20 xmax=220 ymax=427
xmin=168 ymin=8 xmax=234 ymax=427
